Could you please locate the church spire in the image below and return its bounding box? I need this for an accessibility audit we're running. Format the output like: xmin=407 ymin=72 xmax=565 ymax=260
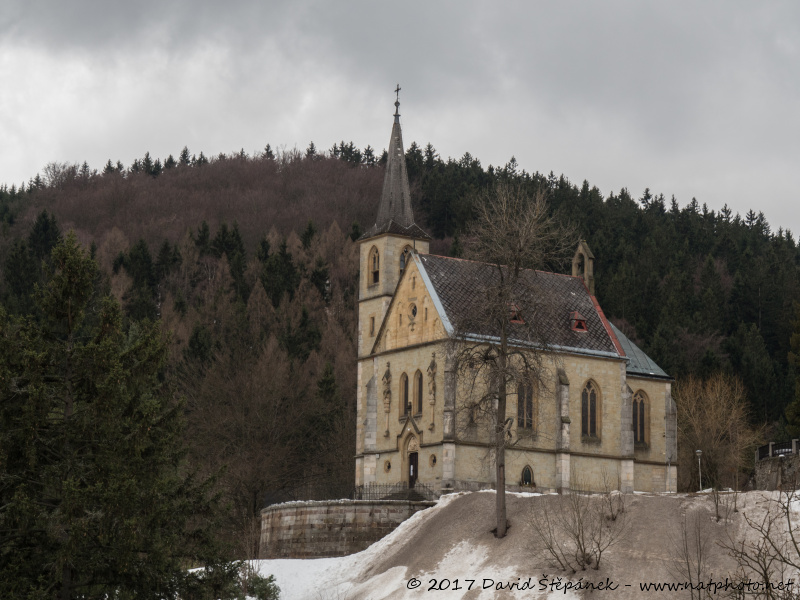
xmin=375 ymin=86 xmax=414 ymax=229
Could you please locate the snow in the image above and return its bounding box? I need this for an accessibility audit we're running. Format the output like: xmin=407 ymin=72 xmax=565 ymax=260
xmin=255 ymin=490 xmax=795 ymax=599
xmin=253 ymin=491 xmax=581 ymax=599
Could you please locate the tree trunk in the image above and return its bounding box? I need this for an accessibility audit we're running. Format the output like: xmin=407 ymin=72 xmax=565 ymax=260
xmin=496 ymin=335 xmax=508 ymax=538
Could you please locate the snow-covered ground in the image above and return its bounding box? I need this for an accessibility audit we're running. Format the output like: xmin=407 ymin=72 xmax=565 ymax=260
xmin=252 ymin=490 xmax=791 ymax=600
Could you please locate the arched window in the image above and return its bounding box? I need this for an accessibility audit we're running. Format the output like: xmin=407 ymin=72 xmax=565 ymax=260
xmin=517 ymin=381 xmax=535 ymax=430
xmin=415 ymin=371 xmax=423 ymax=414
xmin=633 ymin=390 xmax=647 ymax=444
xmin=369 ymin=246 xmax=380 ymax=285
xmin=521 ymin=466 xmax=534 ymax=486
xmin=581 ymin=380 xmax=600 ymax=438
xmin=400 ymin=373 xmax=410 ymax=416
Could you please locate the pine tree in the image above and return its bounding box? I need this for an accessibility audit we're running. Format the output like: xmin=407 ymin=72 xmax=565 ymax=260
xmin=142 ymin=151 xmax=155 ymax=176
xmin=179 ymin=146 xmax=191 ymax=167
xmin=301 ymin=220 xmax=317 ymax=249
xmin=261 ymin=240 xmax=299 ymax=307
xmin=195 ymin=221 xmax=212 ymax=256
xmin=785 ymin=302 xmax=800 ymax=436
xmin=305 ymin=141 xmax=317 ymax=159
xmin=0 ymin=233 xmax=234 ymax=598
xmin=349 ymin=221 xmax=362 ymax=242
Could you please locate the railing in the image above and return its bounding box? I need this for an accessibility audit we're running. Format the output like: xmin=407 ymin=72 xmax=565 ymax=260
xmin=756 ymin=440 xmax=798 ymax=461
xmin=263 ymin=481 xmax=439 ymax=508
xmin=353 ymin=482 xmax=438 ymax=502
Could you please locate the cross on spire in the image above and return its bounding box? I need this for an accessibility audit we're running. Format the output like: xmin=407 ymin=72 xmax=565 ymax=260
xmin=395 ymin=84 xmax=401 ymax=101
xmin=394 ymin=84 xmax=401 ymax=121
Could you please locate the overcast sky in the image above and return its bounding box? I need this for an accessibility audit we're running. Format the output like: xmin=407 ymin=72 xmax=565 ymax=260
xmin=2 ymin=1 xmax=799 ymax=234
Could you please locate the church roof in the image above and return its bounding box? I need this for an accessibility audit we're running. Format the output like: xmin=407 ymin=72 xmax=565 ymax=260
xmin=608 ymin=322 xmax=671 ymax=379
xmin=416 ymin=253 xmax=624 ymax=359
xmin=361 ymin=94 xmax=430 ymax=241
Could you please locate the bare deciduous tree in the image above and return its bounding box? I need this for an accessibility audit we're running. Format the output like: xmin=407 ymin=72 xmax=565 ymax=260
xmin=450 ymin=183 xmax=575 ymax=538
xmin=530 ymin=478 xmax=628 ymax=572
xmin=667 ymin=508 xmax=718 ymax=600
xmin=726 ymin=490 xmax=800 ymax=599
xmin=675 ymin=373 xmax=763 ymax=492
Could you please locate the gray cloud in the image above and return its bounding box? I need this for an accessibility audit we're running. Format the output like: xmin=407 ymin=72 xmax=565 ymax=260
xmin=1 ymin=1 xmax=799 ymax=232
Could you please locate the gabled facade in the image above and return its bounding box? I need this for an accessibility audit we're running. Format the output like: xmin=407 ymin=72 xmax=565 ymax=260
xmin=355 ymin=101 xmax=677 ymax=494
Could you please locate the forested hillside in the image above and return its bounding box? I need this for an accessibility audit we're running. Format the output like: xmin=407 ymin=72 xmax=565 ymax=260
xmin=1 ymin=141 xmax=798 ymax=552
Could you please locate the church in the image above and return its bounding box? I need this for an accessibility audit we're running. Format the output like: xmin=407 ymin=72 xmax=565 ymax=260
xmin=354 ymin=99 xmax=677 ymax=494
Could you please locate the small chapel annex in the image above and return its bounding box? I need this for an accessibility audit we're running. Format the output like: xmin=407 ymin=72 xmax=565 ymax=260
xmin=355 ymin=99 xmax=677 ymax=494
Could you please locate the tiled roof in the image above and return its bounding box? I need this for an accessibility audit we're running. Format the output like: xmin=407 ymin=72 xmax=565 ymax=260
xmin=375 ymin=118 xmax=414 ymax=228
xmin=418 ymin=254 xmax=621 ymax=358
xmin=609 ymin=323 xmax=670 ymax=379
xmin=360 ymin=101 xmax=430 ymax=242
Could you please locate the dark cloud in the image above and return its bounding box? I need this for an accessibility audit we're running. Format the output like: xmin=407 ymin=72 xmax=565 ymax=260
xmin=1 ymin=1 xmax=799 ymax=232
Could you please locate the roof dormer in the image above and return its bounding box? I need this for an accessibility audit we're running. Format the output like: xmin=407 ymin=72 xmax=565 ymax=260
xmin=570 ymin=310 xmax=588 ymax=332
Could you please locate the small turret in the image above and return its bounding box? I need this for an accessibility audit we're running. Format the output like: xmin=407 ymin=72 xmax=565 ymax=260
xmin=572 ymin=240 xmax=595 ymax=295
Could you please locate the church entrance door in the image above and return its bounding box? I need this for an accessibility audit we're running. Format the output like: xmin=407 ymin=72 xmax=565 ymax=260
xmin=409 ymin=452 xmax=418 ymax=488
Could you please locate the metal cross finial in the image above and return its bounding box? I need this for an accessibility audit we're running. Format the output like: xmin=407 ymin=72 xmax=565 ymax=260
xmin=393 ymin=84 xmax=401 ymax=121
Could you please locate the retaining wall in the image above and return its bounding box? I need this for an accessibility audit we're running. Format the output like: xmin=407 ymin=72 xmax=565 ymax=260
xmin=754 ymin=454 xmax=800 ymax=491
xmin=259 ymin=499 xmax=434 ymax=559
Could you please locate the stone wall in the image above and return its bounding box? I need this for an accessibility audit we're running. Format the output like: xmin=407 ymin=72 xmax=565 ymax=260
xmin=259 ymin=499 xmax=434 ymax=559
xmin=754 ymin=454 xmax=800 ymax=491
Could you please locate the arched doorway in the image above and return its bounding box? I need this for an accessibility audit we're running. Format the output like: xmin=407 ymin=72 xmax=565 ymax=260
xmin=406 ymin=436 xmax=419 ymax=488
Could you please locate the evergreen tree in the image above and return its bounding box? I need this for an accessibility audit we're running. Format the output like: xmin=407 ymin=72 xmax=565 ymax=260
xmin=28 ymin=210 xmax=61 ymax=262
xmin=348 ymin=221 xmax=362 ymax=242
xmin=0 ymin=233 xmax=233 ymax=598
xmin=305 ymin=141 xmax=317 ymax=159
xmin=309 ymin=258 xmax=329 ymax=301
xmin=179 ymin=146 xmax=191 ymax=167
xmin=301 ymin=220 xmax=317 ymax=249
xmin=261 ymin=240 xmax=299 ymax=307
xmin=785 ymin=302 xmax=800 ymax=436
xmin=280 ymin=306 xmax=321 ymax=361
xmin=3 ymin=211 xmax=61 ymax=315
xmin=363 ymin=145 xmax=376 ymax=166
xmin=142 ymin=152 xmax=155 ymax=176
xmin=256 ymin=237 xmax=271 ymax=263
xmin=195 ymin=221 xmax=212 ymax=256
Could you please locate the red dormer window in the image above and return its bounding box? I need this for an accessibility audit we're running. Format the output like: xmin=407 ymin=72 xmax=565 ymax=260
xmin=509 ymin=303 xmax=524 ymax=324
xmin=570 ymin=311 xmax=587 ymax=332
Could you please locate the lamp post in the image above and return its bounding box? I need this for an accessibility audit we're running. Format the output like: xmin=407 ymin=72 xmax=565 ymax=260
xmin=696 ymin=449 xmax=703 ymax=492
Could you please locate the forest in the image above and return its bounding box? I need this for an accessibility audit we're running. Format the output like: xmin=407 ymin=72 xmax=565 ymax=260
xmin=0 ymin=139 xmax=798 ymax=563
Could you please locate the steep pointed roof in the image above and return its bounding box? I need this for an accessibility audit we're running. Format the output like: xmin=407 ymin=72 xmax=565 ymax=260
xmin=361 ymin=96 xmax=430 ymax=241
xmin=376 ymin=106 xmax=414 ymax=227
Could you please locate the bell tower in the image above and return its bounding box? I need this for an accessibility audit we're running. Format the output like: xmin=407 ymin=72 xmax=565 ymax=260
xmin=357 ymin=90 xmax=430 ymax=358
xmin=355 ymin=90 xmax=430 ymax=487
